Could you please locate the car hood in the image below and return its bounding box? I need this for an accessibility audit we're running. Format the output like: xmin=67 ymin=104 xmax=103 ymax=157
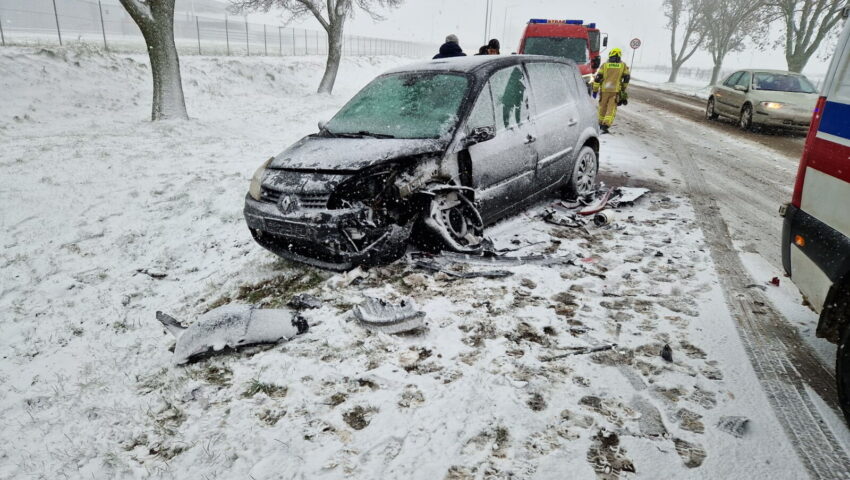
xmin=750 ymin=90 xmax=819 ymax=108
xmin=269 ymin=136 xmax=445 ymax=171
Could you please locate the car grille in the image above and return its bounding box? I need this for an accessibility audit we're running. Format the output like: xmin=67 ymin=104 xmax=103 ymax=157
xmin=260 ymin=187 xmax=330 ymax=209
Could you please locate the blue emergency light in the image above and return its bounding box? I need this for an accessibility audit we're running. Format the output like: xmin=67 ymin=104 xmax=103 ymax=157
xmin=587 ymin=23 xmax=597 ymax=29
xmin=528 ymin=19 xmax=584 ymax=25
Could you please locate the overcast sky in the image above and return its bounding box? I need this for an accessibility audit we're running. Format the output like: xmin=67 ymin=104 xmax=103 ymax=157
xmin=236 ymin=0 xmax=836 ymax=75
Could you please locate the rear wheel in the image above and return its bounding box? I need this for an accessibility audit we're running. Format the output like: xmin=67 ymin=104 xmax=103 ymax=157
xmin=838 ymin=322 xmax=850 ymax=425
xmin=706 ymin=97 xmax=719 ymax=120
xmin=739 ymin=104 xmax=754 ymax=131
xmin=564 ymin=146 xmax=598 ymax=200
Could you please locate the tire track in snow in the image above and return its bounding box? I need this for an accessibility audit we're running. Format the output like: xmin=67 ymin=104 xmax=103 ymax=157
xmin=650 ymin=115 xmax=850 ymax=479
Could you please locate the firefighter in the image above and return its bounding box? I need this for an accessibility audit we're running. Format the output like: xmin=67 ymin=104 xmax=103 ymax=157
xmin=592 ymin=48 xmax=630 ymax=133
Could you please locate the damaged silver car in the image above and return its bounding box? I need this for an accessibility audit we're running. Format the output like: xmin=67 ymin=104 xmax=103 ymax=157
xmin=244 ymin=55 xmax=600 ymax=270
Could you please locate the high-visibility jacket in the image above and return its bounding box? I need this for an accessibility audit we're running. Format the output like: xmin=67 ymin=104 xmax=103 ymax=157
xmin=593 ymin=61 xmax=631 ymax=94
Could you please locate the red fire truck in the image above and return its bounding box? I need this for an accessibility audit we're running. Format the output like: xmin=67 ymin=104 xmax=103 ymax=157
xmin=517 ymin=19 xmax=607 ymax=81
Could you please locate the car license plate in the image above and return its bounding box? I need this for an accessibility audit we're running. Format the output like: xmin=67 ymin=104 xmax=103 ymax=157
xmin=266 ymin=219 xmax=312 ymax=237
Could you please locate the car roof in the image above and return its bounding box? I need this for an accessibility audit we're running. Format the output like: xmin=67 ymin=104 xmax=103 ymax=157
xmin=383 ymin=55 xmax=577 ymax=77
xmin=741 ymin=69 xmax=808 ymax=76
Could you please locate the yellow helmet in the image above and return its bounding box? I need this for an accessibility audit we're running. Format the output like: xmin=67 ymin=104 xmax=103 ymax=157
xmin=610 ymin=48 xmax=623 ymax=57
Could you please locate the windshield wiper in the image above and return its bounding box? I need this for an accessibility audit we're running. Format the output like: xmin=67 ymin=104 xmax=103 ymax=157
xmin=333 ymin=131 xmax=396 ymax=139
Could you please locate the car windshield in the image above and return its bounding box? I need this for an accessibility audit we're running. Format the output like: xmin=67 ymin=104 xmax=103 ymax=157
xmin=752 ymin=73 xmax=817 ymax=93
xmin=524 ymin=37 xmax=588 ymax=63
xmin=325 ymin=73 xmax=470 ymax=139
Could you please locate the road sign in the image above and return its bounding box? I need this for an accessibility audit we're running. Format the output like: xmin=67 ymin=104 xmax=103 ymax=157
xmin=630 ymin=38 xmax=642 ymax=49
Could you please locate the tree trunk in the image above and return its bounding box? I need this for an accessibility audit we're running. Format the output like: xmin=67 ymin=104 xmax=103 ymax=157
xmin=121 ymin=0 xmax=188 ymax=120
xmin=318 ymin=24 xmax=344 ymax=94
xmin=710 ymin=62 xmax=723 ymax=86
xmin=668 ymin=63 xmax=681 ymax=83
xmin=787 ymin=53 xmax=807 ymax=73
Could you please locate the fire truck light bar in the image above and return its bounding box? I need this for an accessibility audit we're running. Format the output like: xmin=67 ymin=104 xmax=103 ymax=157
xmin=528 ymin=19 xmax=584 ymax=25
xmin=587 ymin=23 xmax=597 ymax=28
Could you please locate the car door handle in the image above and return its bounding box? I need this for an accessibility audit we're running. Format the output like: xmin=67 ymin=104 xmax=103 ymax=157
xmin=525 ymin=134 xmax=537 ymax=144
xmin=567 ymin=119 xmax=578 ymax=126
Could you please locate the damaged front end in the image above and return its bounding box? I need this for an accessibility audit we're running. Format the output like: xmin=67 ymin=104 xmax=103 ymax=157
xmin=244 ymin=161 xmax=436 ymax=271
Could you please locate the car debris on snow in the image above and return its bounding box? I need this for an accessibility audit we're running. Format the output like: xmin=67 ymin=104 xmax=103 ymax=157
xmin=540 ymin=343 xmax=618 ymax=361
xmin=661 ymin=344 xmax=674 ymax=362
xmin=156 ymin=304 xmax=309 ymax=365
xmin=353 ymin=296 xmax=426 ymax=334
xmin=287 ymin=293 xmax=323 ymax=310
xmin=717 ymin=416 xmax=750 ymax=438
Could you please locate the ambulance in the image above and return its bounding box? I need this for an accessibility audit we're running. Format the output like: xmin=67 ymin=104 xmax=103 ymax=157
xmin=781 ymin=6 xmax=850 ymax=422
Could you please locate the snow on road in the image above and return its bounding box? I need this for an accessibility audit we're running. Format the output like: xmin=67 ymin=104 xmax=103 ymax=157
xmin=0 ymin=46 xmax=820 ymax=479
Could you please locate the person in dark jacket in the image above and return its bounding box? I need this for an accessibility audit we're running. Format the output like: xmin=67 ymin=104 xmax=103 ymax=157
xmin=475 ymin=45 xmax=489 ymax=56
xmin=487 ymin=38 xmax=500 ymax=55
xmin=433 ymin=34 xmax=466 ymax=59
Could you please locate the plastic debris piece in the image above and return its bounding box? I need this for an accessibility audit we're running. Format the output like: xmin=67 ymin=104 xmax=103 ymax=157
xmin=716 ymin=416 xmax=749 ymax=438
xmin=609 ymin=187 xmax=649 ymax=206
xmin=661 ymin=344 xmax=673 ymax=362
xmin=288 ymin=293 xmax=323 ymax=310
xmin=156 ymin=304 xmax=307 ymax=365
xmin=413 ymin=259 xmax=513 ymax=279
xmin=579 ymin=187 xmax=615 ymax=216
xmin=353 ymin=297 xmax=426 ymax=334
xmin=770 ymin=277 xmax=781 ymax=287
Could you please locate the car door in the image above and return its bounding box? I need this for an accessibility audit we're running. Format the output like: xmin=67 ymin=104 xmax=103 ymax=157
xmin=728 ymin=71 xmax=753 ymax=113
xmin=524 ymin=61 xmax=580 ymax=190
xmin=465 ymin=65 xmax=539 ymax=223
xmin=715 ymin=71 xmax=743 ymax=115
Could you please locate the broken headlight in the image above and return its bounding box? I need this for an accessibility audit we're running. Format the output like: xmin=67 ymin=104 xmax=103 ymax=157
xmin=249 ymin=157 xmax=274 ymax=201
xmin=328 ymin=166 xmax=402 ymax=211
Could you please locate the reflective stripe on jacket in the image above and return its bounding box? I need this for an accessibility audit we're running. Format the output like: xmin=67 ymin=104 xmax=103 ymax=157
xmin=592 ymin=62 xmax=630 ymax=93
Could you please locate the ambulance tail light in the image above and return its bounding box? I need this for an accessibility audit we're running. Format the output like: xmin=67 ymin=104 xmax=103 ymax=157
xmin=792 ymin=96 xmax=827 ymax=208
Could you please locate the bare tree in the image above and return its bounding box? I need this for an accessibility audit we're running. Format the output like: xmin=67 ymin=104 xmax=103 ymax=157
xmin=231 ymin=0 xmax=403 ymax=94
xmin=119 ymin=0 xmax=188 ymax=120
xmin=767 ymin=0 xmax=846 ymax=72
xmin=701 ymin=0 xmax=769 ymax=85
xmin=663 ymin=0 xmax=709 ymax=82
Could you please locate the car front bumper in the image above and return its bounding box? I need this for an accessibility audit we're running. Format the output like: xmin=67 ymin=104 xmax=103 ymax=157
xmin=243 ymin=194 xmax=411 ymax=271
xmin=755 ymin=107 xmax=812 ymax=129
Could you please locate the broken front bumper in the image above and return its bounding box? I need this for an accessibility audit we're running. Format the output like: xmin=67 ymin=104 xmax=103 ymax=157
xmin=243 ymin=194 xmax=411 ymax=271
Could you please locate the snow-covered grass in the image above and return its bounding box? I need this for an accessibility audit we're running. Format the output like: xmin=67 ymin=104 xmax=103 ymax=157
xmin=0 ymin=46 xmax=807 ymax=479
xmin=632 ymin=69 xmax=713 ymax=100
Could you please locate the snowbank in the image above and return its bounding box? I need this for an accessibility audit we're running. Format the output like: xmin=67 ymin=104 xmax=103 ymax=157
xmin=632 ymin=70 xmax=713 ymax=100
xmin=0 ymin=46 xmax=807 ymax=479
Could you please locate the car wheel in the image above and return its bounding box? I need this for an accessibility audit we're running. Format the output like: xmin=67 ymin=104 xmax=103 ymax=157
xmin=564 ymin=146 xmax=598 ymax=200
xmin=417 ymin=189 xmax=484 ymax=253
xmin=739 ymin=104 xmax=753 ymax=131
xmin=706 ymin=97 xmax=719 ymax=120
xmin=838 ymin=322 xmax=850 ymax=425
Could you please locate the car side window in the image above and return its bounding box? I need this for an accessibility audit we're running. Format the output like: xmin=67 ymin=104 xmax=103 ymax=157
xmin=467 ymin=82 xmax=496 ymax=132
xmin=832 ymin=51 xmax=850 ymax=103
xmin=724 ymin=72 xmax=743 ymax=87
xmin=525 ymin=62 xmax=572 ymax=110
xmin=490 ymin=66 xmax=532 ymax=130
xmin=736 ymin=72 xmax=752 ymax=90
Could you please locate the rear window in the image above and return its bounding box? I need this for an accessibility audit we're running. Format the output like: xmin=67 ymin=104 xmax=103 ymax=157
xmin=524 ymin=37 xmax=589 ymax=64
xmin=753 ymin=73 xmax=817 ymax=93
xmin=526 ymin=62 xmax=573 ymax=109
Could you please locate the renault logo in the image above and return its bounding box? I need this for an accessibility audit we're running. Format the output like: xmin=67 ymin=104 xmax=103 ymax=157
xmin=279 ymin=195 xmax=295 ymax=214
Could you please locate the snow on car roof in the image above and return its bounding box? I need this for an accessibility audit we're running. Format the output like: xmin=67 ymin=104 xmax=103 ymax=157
xmin=383 ymin=55 xmax=577 ymax=77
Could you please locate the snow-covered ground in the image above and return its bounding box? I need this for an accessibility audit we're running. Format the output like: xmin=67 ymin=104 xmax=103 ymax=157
xmin=631 ymin=70 xmax=713 ymax=100
xmin=0 ymin=46 xmax=818 ymax=479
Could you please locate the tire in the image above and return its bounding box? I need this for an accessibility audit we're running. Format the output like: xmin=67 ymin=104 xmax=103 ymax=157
xmin=415 ymin=189 xmax=484 ymax=253
xmin=706 ymin=97 xmax=719 ymax=120
xmin=564 ymin=146 xmax=599 ymax=200
xmin=739 ymin=104 xmax=754 ymax=131
xmin=838 ymin=322 xmax=850 ymax=425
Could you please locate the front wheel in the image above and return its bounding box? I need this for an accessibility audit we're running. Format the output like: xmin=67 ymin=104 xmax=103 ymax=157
xmin=739 ymin=104 xmax=754 ymax=131
xmin=706 ymin=97 xmax=719 ymax=120
xmin=838 ymin=323 xmax=850 ymax=425
xmin=564 ymin=146 xmax=599 ymax=200
xmin=416 ymin=188 xmax=485 ymax=253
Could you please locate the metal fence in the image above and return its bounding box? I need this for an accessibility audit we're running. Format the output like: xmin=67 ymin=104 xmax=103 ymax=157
xmin=0 ymin=0 xmax=435 ymax=57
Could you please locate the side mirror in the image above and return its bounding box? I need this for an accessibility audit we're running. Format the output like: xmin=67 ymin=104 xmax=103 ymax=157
xmin=602 ymin=35 xmax=609 ymax=47
xmin=733 ymin=84 xmax=748 ymax=92
xmin=318 ymin=120 xmax=328 ymax=131
xmin=591 ymin=57 xmax=601 ymax=69
xmin=465 ymin=125 xmax=496 ymax=146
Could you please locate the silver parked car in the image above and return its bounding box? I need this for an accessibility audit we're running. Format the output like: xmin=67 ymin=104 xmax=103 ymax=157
xmin=243 ymin=55 xmax=600 ymax=270
xmin=706 ymin=69 xmax=819 ymax=131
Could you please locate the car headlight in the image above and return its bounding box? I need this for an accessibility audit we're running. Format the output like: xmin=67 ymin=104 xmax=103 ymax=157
xmin=761 ymin=102 xmax=784 ymax=110
xmin=248 ymin=157 xmax=273 ymax=201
